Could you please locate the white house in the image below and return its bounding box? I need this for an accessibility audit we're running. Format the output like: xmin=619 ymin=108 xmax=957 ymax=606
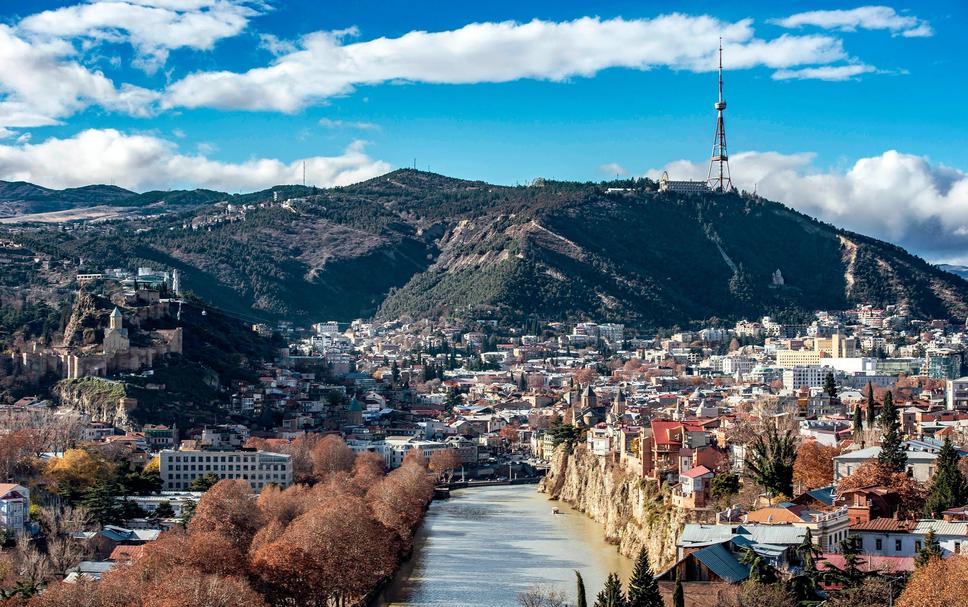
xmin=849 ymin=519 xmax=968 ymax=558
xmin=832 ymin=446 xmax=938 ymax=482
xmin=0 ymin=484 xmax=29 ymax=533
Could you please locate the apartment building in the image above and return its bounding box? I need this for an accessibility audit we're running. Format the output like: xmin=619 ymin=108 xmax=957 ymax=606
xmin=159 ymin=449 xmax=292 ymax=491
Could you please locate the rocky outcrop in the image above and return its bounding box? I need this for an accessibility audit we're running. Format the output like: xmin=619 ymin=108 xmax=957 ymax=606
xmin=53 ymin=376 xmax=135 ymax=429
xmin=540 ymin=446 xmax=686 ymax=571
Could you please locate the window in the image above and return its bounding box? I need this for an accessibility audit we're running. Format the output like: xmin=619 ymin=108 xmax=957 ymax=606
xmin=956 ymin=542 xmax=962 ymax=554
xmin=916 ymin=541 xmax=922 ymax=551
xmin=876 ymin=539 xmax=883 ymax=551
xmin=895 ymin=540 xmax=902 ymax=552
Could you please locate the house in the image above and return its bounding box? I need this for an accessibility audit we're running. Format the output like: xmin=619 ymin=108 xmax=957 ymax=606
xmin=845 ymin=518 xmax=968 ymax=559
xmin=672 ymin=466 xmax=714 ymax=509
xmin=837 ymin=485 xmax=901 ymax=525
xmin=0 ymin=484 xmax=29 ymax=533
xmin=745 ymin=502 xmax=850 ymax=553
xmin=832 ymin=446 xmax=938 ymax=482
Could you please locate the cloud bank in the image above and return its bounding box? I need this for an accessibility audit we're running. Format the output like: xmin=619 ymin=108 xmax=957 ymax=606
xmin=0 ymin=129 xmax=391 ymax=192
xmin=163 ymin=15 xmax=851 ymax=112
xmin=647 ymin=150 xmax=968 ymax=262
xmin=773 ymin=6 xmax=933 ymax=38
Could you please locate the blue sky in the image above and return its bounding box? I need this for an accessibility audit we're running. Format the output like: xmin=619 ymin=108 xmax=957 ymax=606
xmin=0 ymin=2 xmax=966 ymax=262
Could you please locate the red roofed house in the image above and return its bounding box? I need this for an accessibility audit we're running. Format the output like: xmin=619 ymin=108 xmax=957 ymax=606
xmin=673 ymin=465 xmax=715 ymax=509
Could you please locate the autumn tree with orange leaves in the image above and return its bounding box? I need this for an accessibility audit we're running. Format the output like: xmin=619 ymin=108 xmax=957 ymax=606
xmin=428 ymin=448 xmax=462 ymax=482
xmin=897 ymin=555 xmax=968 ymax=607
xmin=793 ymin=440 xmax=841 ymax=493
xmin=837 ymin=460 xmax=927 ymax=519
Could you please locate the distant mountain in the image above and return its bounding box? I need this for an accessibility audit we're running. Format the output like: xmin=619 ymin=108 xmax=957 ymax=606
xmin=4 ymin=169 xmax=968 ymax=328
xmin=0 ymin=181 xmax=136 ymax=216
xmin=939 ymin=264 xmax=968 ymax=281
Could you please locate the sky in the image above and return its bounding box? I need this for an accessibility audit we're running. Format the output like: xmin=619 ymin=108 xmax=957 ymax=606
xmin=0 ymin=1 xmax=966 ymax=263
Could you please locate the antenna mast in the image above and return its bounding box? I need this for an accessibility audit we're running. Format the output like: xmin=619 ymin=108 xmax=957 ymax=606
xmin=707 ymin=38 xmax=733 ymax=193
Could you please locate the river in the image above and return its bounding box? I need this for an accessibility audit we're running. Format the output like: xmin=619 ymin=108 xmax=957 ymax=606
xmin=376 ymin=484 xmax=632 ymax=607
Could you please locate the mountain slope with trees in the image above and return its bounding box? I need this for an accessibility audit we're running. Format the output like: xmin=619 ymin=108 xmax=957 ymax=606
xmin=4 ymin=169 xmax=968 ymax=329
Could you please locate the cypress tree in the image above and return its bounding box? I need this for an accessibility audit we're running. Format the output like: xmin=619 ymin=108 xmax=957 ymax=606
xmin=823 ymin=371 xmax=838 ymax=399
xmin=672 ymin=572 xmax=684 ymax=607
xmin=865 ymin=383 xmax=877 ymax=426
xmin=877 ymin=391 xmax=907 ymax=472
xmin=915 ymin=528 xmax=942 ymax=567
xmin=575 ymin=571 xmax=588 ymax=607
xmin=924 ymin=436 xmax=966 ymax=517
xmin=627 ymin=548 xmax=663 ymax=607
xmin=852 ymin=405 xmax=863 ymax=437
xmin=593 ymin=573 xmax=627 ymax=607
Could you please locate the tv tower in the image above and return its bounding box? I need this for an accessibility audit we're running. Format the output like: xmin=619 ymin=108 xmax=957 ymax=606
xmin=707 ymin=38 xmax=732 ymax=193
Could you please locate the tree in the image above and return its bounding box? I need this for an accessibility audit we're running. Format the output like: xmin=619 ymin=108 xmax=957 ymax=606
xmin=517 ymin=586 xmax=567 ymax=607
xmin=575 ymin=571 xmax=588 ymax=607
xmin=823 ymin=372 xmax=837 ymax=400
xmin=154 ymin=501 xmax=175 ymax=519
xmin=188 ymin=480 xmax=263 ymax=550
xmin=915 ymin=527 xmax=942 ymax=567
xmin=898 ymin=555 xmax=968 ymax=607
xmin=44 ymin=448 xmax=115 ymax=502
xmin=877 ymin=391 xmax=907 ymax=472
xmin=793 ymin=440 xmax=840 ymax=491
xmin=743 ymin=422 xmax=797 ymax=497
xmin=852 ymin=405 xmax=863 ymax=437
xmin=924 ymin=435 xmax=966 ymax=517
xmin=866 ymin=383 xmax=877 ymax=427
xmin=835 ymin=536 xmax=864 ymax=587
xmin=672 ymin=572 xmax=684 ymax=607
xmin=310 ymin=434 xmax=356 ymax=479
xmin=189 ymin=474 xmax=220 ymax=492
xmin=428 ymin=449 xmax=462 ymax=482
xmin=710 ymin=472 xmax=740 ymax=500
xmin=80 ymin=480 xmax=124 ymax=526
xmin=837 ymin=460 xmax=927 ymax=519
xmin=788 ymin=528 xmax=822 ymax=603
xmin=740 ymin=547 xmax=777 ymax=584
xmin=626 ymin=548 xmax=662 ymax=607
xmin=593 ymin=572 xmax=627 ymax=607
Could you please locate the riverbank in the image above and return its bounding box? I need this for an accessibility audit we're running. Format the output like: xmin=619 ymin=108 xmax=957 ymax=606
xmin=540 ymin=445 xmax=686 ymax=569
xmin=373 ymin=484 xmax=633 ymax=606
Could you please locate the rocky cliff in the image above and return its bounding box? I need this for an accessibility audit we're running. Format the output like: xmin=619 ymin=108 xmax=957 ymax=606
xmin=540 ymin=446 xmax=686 ymax=570
xmin=53 ymin=376 xmax=134 ymax=429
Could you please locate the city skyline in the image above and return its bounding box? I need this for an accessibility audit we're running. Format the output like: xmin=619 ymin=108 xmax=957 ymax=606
xmin=0 ymin=1 xmax=966 ymax=262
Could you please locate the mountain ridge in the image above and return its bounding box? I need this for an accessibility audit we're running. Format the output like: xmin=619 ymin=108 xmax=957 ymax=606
xmin=3 ymin=169 xmax=967 ymax=329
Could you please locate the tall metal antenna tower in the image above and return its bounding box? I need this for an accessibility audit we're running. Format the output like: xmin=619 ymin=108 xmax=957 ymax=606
xmin=707 ymin=38 xmax=732 ymax=193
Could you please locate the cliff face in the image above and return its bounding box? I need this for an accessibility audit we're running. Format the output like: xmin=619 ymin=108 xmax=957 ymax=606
xmin=54 ymin=377 xmax=134 ymax=429
xmin=540 ymin=446 xmax=685 ymax=570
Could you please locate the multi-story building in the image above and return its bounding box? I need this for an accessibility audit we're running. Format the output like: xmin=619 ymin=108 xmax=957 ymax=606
xmin=159 ymin=449 xmax=292 ymax=491
xmin=0 ymin=484 xmax=29 ymax=533
xmin=925 ymin=349 xmax=963 ymax=380
xmin=947 ymin=377 xmax=968 ymax=411
xmin=783 ymin=365 xmax=826 ymax=390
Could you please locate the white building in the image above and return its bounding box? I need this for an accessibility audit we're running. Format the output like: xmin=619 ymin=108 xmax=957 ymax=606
xmin=783 ymin=365 xmax=826 ymax=390
xmin=947 ymin=377 xmax=968 ymax=410
xmin=0 ymin=484 xmax=29 ymax=533
xmin=159 ymin=449 xmax=292 ymax=491
xmin=723 ymin=356 xmax=755 ymax=378
xmin=833 ymin=446 xmax=938 ymax=483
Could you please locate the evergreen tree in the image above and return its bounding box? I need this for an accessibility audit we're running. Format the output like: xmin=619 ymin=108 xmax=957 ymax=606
xmin=877 ymin=391 xmax=907 ymax=472
xmin=593 ymin=573 xmax=627 ymax=607
xmin=823 ymin=372 xmax=838 ymax=399
xmin=743 ymin=422 xmax=797 ymax=497
xmin=789 ymin=528 xmax=823 ymax=603
xmin=575 ymin=571 xmax=588 ymax=607
xmin=853 ymin=405 xmax=864 ymax=437
xmin=391 ymin=361 xmax=400 ymax=384
xmin=626 ymin=548 xmax=663 ymax=607
xmin=80 ymin=480 xmax=124 ymax=526
xmin=865 ymin=383 xmax=877 ymax=426
xmin=519 ymin=373 xmax=527 ymax=391
xmin=837 ymin=536 xmax=864 ymax=587
xmin=915 ymin=527 xmax=942 ymax=567
xmin=739 ymin=547 xmax=777 ymax=584
xmin=672 ymin=572 xmax=684 ymax=607
xmin=924 ymin=436 xmax=966 ymax=517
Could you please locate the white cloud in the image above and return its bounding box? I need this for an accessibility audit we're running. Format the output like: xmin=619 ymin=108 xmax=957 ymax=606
xmin=318 ymin=118 xmax=380 ymax=130
xmin=772 ymin=6 xmax=932 ymax=38
xmin=258 ymin=33 xmax=297 ymax=57
xmin=0 ymin=24 xmax=159 ymax=127
xmin=772 ymin=64 xmax=875 ymax=81
xmin=599 ymin=163 xmax=628 ymax=176
xmin=19 ymin=0 xmax=263 ymax=73
xmin=0 ymin=128 xmax=391 ymax=192
xmin=164 ymin=15 xmax=850 ymax=112
xmin=647 ymin=150 xmax=968 ymax=261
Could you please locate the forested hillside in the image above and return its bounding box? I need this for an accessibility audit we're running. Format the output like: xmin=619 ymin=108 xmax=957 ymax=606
xmin=3 ymin=169 xmax=967 ymax=329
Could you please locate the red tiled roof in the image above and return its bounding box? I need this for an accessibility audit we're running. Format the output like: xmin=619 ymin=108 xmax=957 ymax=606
xmin=651 ymin=421 xmax=682 ymax=445
xmin=819 ymin=553 xmax=915 ymax=573
xmin=681 ymin=465 xmax=712 ymax=479
xmin=850 ymin=517 xmax=916 ymax=532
